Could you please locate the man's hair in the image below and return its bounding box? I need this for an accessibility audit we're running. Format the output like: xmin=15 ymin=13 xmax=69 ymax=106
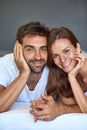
xmin=16 ymin=21 xmax=49 ymax=44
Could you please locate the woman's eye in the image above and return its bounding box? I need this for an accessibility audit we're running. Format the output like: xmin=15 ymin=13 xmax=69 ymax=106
xmin=64 ymin=49 xmax=70 ymax=54
xmin=52 ymin=54 xmax=59 ymax=59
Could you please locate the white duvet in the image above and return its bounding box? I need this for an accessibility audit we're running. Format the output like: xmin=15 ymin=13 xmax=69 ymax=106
xmin=0 ymin=102 xmax=87 ymax=130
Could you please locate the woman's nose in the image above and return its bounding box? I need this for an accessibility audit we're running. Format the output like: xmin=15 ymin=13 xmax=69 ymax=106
xmin=60 ymin=55 xmax=66 ymax=63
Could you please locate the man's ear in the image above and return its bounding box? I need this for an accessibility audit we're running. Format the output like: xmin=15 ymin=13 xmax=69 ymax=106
xmin=76 ymin=43 xmax=81 ymax=53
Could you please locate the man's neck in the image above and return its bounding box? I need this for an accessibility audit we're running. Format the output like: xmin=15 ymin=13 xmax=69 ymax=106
xmin=27 ymin=72 xmax=42 ymax=91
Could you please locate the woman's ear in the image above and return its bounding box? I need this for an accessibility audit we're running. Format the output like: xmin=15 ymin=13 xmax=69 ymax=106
xmin=76 ymin=43 xmax=81 ymax=53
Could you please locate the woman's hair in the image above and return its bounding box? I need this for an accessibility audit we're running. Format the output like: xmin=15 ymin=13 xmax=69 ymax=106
xmin=16 ymin=21 xmax=50 ymax=44
xmin=46 ymin=27 xmax=83 ymax=101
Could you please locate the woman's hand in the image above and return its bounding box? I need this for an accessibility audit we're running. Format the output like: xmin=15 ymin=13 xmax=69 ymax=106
xmin=68 ymin=52 xmax=85 ymax=78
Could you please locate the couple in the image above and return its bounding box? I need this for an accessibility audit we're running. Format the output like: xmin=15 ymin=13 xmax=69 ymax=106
xmin=0 ymin=21 xmax=87 ymax=122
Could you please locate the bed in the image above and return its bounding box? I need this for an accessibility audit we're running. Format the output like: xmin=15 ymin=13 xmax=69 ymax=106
xmin=0 ymin=102 xmax=87 ymax=130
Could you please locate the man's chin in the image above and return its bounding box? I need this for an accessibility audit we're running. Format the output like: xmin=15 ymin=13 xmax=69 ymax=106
xmin=31 ymin=67 xmax=44 ymax=74
xmin=29 ymin=64 xmax=46 ymax=73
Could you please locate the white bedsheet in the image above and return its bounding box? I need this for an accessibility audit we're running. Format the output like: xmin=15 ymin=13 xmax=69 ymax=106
xmin=0 ymin=102 xmax=87 ymax=130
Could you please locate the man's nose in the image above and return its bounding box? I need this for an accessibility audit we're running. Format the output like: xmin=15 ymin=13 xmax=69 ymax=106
xmin=34 ymin=51 xmax=41 ymax=59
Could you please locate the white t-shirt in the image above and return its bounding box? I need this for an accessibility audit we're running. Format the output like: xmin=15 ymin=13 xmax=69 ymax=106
xmin=0 ymin=53 xmax=49 ymax=103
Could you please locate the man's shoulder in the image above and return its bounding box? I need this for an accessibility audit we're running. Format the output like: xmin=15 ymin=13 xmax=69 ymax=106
xmin=0 ymin=53 xmax=18 ymax=75
xmin=0 ymin=53 xmax=13 ymax=59
xmin=0 ymin=53 xmax=14 ymax=65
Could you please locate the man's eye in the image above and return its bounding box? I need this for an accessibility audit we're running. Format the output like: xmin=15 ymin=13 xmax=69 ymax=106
xmin=26 ymin=48 xmax=32 ymax=51
xmin=41 ymin=47 xmax=47 ymax=51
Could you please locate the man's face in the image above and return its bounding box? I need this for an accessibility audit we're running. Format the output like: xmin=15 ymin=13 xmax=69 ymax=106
xmin=22 ymin=35 xmax=48 ymax=73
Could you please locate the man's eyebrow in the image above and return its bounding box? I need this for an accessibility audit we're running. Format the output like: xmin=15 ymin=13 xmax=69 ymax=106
xmin=24 ymin=45 xmax=34 ymax=48
xmin=24 ymin=45 xmax=47 ymax=49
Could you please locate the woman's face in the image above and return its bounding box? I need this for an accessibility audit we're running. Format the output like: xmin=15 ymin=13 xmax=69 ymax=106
xmin=51 ymin=38 xmax=78 ymax=73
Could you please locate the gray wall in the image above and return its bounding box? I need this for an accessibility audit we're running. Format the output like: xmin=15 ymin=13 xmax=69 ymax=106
xmin=0 ymin=0 xmax=87 ymax=52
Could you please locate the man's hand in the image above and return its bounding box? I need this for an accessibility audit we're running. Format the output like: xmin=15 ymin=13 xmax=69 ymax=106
xmin=14 ymin=40 xmax=30 ymax=76
xmin=30 ymin=94 xmax=59 ymax=122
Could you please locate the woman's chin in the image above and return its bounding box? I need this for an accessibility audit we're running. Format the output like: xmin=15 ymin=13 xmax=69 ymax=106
xmin=63 ymin=67 xmax=72 ymax=73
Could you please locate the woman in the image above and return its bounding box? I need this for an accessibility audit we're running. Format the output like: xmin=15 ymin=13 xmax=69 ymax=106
xmin=47 ymin=27 xmax=87 ymax=112
xmin=30 ymin=27 xmax=87 ymax=121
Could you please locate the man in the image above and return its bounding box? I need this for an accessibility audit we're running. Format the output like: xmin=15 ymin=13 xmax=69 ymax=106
xmin=0 ymin=21 xmax=49 ymax=112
